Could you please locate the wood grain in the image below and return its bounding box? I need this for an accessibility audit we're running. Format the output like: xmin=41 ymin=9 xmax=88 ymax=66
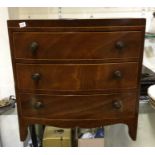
xmin=13 ymin=31 xmax=142 ymax=60
xmin=19 ymin=92 xmax=137 ymax=119
xmin=7 ymin=19 xmax=146 ymax=141
xmin=16 ymin=62 xmax=139 ymax=91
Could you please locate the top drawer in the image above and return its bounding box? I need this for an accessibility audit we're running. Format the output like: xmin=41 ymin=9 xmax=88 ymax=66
xmin=13 ymin=31 xmax=142 ymax=60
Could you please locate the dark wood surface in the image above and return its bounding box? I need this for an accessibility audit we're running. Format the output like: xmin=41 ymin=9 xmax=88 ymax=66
xmin=19 ymin=92 xmax=137 ymax=119
xmin=13 ymin=31 xmax=142 ymax=60
xmin=7 ymin=19 xmax=146 ymax=142
xmin=7 ymin=19 xmax=146 ymax=28
xmin=16 ymin=62 xmax=138 ymax=91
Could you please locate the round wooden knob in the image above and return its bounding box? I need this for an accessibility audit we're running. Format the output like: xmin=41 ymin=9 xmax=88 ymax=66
xmin=33 ymin=101 xmax=43 ymax=109
xmin=112 ymin=100 xmax=122 ymax=109
xmin=113 ymin=70 xmax=123 ymax=79
xmin=115 ymin=41 xmax=125 ymax=50
xmin=31 ymin=73 xmax=41 ymax=81
xmin=30 ymin=42 xmax=39 ymax=54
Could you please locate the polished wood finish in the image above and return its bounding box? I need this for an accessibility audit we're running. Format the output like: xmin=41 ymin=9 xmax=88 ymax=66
xmin=16 ymin=63 xmax=138 ymax=91
xmin=13 ymin=31 xmax=142 ymax=60
xmin=7 ymin=19 xmax=146 ymax=142
xmin=19 ymin=92 xmax=137 ymax=119
xmin=7 ymin=19 xmax=146 ymax=27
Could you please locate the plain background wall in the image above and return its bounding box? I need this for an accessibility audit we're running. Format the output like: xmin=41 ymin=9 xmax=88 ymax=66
xmin=0 ymin=7 xmax=15 ymax=99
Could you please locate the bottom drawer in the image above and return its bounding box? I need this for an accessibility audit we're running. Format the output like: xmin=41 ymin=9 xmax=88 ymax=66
xmin=19 ymin=93 xmax=137 ymax=119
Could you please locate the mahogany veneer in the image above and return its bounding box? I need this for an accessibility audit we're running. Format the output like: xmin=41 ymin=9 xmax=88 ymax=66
xmin=8 ymin=19 xmax=145 ymax=141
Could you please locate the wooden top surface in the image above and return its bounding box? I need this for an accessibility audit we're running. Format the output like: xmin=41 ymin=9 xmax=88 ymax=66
xmin=7 ymin=18 xmax=146 ymax=28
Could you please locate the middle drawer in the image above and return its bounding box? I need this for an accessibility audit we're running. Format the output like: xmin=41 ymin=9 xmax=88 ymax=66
xmin=16 ymin=62 xmax=138 ymax=92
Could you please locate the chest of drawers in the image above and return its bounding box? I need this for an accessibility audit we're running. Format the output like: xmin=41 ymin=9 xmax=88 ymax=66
xmin=8 ymin=19 xmax=145 ymax=141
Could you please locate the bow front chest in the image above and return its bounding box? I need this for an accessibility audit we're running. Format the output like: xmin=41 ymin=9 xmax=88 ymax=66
xmin=8 ymin=19 xmax=145 ymax=141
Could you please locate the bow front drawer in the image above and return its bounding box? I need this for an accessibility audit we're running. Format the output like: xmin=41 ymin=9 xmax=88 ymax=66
xmin=19 ymin=92 xmax=137 ymax=119
xmin=16 ymin=62 xmax=138 ymax=92
xmin=13 ymin=31 xmax=142 ymax=61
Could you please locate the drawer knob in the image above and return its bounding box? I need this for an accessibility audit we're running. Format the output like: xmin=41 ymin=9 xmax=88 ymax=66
xmin=31 ymin=73 xmax=41 ymax=81
xmin=30 ymin=42 xmax=39 ymax=54
xmin=112 ymin=100 xmax=122 ymax=109
xmin=115 ymin=41 xmax=125 ymax=50
xmin=113 ymin=70 xmax=123 ymax=79
xmin=33 ymin=101 xmax=43 ymax=109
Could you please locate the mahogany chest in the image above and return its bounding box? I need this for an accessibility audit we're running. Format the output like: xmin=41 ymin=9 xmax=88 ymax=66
xmin=7 ymin=19 xmax=145 ymax=141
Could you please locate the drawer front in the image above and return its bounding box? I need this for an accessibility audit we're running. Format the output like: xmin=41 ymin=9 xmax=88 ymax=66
xmin=16 ymin=62 xmax=138 ymax=91
xmin=19 ymin=92 xmax=137 ymax=119
xmin=13 ymin=31 xmax=142 ymax=60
